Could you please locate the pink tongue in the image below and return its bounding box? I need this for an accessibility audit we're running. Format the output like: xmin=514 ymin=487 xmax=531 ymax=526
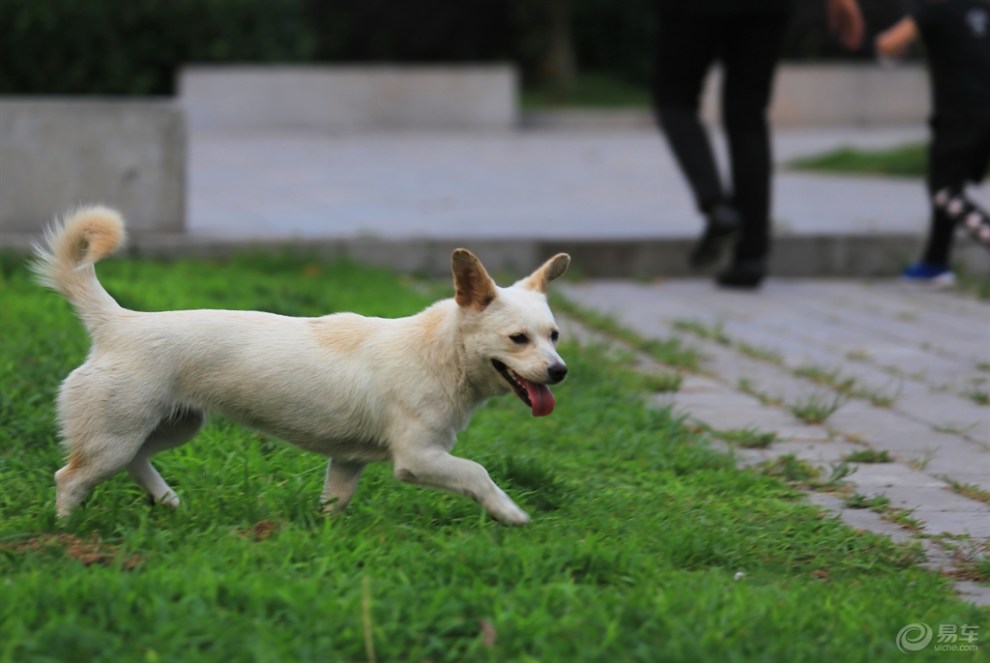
xmin=522 ymin=379 xmax=555 ymax=417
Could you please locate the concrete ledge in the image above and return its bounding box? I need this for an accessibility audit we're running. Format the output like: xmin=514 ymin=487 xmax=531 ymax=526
xmin=705 ymin=64 xmax=930 ymax=127
xmin=5 ymin=232 xmax=981 ymax=279
xmin=526 ymin=65 xmax=930 ymax=129
xmin=545 ymin=235 xmax=935 ymax=278
xmin=179 ymin=65 xmax=518 ymax=132
xmin=522 ymin=109 xmax=656 ymax=131
xmin=0 ymin=99 xmax=186 ymax=234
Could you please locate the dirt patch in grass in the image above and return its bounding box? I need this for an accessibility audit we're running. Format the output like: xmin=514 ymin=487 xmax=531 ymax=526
xmin=238 ymin=519 xmax=282 ymax=542
xmin=1 ymin=533 xmax=142 ymax=569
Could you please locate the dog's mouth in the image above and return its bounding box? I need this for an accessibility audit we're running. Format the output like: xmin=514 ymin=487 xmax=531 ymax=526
xmin=491 ymin=359 xmax=555 ymax=417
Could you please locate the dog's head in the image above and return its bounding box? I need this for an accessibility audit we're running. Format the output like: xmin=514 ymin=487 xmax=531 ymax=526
xmin=451 ymin=248 xmax=570 ymax=417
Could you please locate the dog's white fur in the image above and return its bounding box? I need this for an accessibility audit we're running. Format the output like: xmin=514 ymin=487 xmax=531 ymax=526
xmin=33 ymin=206 xmax=570 ymax=525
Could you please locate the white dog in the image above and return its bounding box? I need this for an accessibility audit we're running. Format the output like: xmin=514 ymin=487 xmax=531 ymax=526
xmin=34 ymin=206 xmax=570 ymax=525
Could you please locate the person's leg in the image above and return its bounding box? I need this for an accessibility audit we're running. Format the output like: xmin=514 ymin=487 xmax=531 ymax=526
xmin=652 ymin=12 xmax=725 ymax=213
xmin=901 ymin=116 xmax=990 ymax=285
xmin=653 ymin=13 xmax=742 ymax=266
xmin=922 ymin=117 xmax=974 ymax=265
xmin=718 ymin=12 xmax=790 ymax=272
xmin=953 ymin=117 xmax=990 ymax=249
xmin=966 ymin=115 xmax=990 ymax=186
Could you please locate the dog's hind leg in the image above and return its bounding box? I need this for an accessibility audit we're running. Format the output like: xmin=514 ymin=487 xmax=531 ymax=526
xmin=55 ymin=370 xmax=178 ymax=517
xmin=321 ymin=459 xmax=366 ymax=513
xmin=56 ymin=428 xmax=155 ymax=518
xmin=126 ymin=409 xmax=204 ymax=508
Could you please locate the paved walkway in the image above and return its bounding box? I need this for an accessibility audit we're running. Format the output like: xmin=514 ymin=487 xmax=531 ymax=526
xmin=191 ymin=126 xmax=960 ymax=241
xmin=180 ymin=124 xmax=989 ymax=277
xmin=561 ymin=278 xmax=990 ymax=604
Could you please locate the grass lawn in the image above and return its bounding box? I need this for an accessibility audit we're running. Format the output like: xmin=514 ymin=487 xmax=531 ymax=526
xmin=789 ymin=143 xmax=927 ymax=178
xmin=1 ymin=252 xmax=986 ymax=662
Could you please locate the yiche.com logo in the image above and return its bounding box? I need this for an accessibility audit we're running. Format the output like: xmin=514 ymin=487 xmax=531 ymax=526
xmin=896 ymin=623 xmax=933 ymax=653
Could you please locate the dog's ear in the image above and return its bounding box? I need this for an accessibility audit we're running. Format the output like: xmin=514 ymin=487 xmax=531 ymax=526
xmin=452 ymin=248 xmax=497 ymax=311
xmin=518 ymin=253 xmax=570 ymax=293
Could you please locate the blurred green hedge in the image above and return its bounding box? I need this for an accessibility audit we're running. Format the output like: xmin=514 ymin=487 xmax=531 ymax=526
xmin=0 ymin=0 xmax=902 ymax=97
xmin=0 ymin=0 xmax=315 ymax=95
xmin=0 ymin=0 xmax=525 ymax=95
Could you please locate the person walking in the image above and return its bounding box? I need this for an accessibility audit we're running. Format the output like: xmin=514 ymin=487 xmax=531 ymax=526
xmin=876 ymin=0 xmax=990 ymax=287
xmin=652 ymin=0 xmax=865 ymax=288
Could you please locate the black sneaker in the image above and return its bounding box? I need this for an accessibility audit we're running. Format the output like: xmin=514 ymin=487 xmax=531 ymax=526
xmin=716 ymin=258 xmax=766 ymax=289
xmin=689 ymin=204 xmax=742 ymax=267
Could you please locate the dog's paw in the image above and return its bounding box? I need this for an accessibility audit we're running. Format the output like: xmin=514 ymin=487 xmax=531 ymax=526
xmin=155 ymin=489 xmax=180 ymax=509
xmin=321 ymin=497 xmax=348 ymax=515
xmin=493 ymin=502 xmax=531 ymax=526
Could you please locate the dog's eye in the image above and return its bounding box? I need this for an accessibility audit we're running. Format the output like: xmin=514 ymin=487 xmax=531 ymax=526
xmin=550 ymin=330 xmax=559 ymax=342
xmin=509 ymin=333 xmax=529 ymax=345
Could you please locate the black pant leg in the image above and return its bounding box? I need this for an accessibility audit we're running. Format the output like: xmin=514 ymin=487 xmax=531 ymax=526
xmin=922 ymin=116 xmax=989 ymax=264
xmin=652 ymin=13 xmax=725 ymax=213
xmin=923 ymin=139 xmax=958 ymax=265
xmin=719 ymin=13 xmax=790 ymax=261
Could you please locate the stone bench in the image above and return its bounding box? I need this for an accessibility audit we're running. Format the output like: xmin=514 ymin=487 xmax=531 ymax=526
xmin=0 ymin=99 xmax=186 ymax=235
xmin=179 ymin=65 xmax=518 ymax=133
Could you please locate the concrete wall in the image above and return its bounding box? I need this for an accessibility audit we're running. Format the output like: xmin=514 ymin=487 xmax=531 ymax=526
xmin=703 ymin=64 xmax=930 ymax=127
xmin=180 ymin=65 xmax=518 ymax=133
xmin=525 ymin=65 xmax=929 ymax=129
xmin=0 ymin=99 xmax=186 ymax=234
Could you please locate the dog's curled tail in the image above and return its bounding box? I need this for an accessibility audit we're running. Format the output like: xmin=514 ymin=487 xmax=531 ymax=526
xmin=32 ymin=205 xmax=126 ymax=333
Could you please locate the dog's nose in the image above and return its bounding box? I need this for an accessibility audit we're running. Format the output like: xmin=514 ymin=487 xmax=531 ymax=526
xmin=547 ymin=363 xmax=568 ymax=383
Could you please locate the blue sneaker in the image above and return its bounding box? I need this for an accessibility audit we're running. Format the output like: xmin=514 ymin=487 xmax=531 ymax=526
xmin=900 ymin=262 xmax=956 ymax=287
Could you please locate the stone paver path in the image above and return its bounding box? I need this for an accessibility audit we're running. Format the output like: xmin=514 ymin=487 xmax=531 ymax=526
xmin=562 ymin=278 xmax=990 ymax=604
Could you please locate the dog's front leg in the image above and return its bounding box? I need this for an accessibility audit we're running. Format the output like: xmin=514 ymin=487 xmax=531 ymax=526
xmin=321 ymin=459 xmax=366 ymax=513
xmin=393 ymin=450 xmax=530 ymax=525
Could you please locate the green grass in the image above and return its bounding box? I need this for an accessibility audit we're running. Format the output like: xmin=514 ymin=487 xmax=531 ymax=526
xmin=738 ymin=377 xmax=783 ymax=407
xmin=793 ymin=365 xmax=856 ymax=394
xmin=758 ymin=454 xmax=820 ymax=484
xmin=843 ymin=449 xmax=894 ymax=464
xmin=789 ymin=143 xmax=927 ymax=178
xmin=788 ymin=393 xmax=847 ymax=425
xmin=551 ymin=295 xmax=701 ymax=371
xmin=941 ymin=477 xmax=990 ymax=506
xmin=671 ymin=318 xmax=788 ymax=368
xmin=1 ymin=252 xmax=987 ymax=663
xmin=737 ymin=342 xmax=784 ymax=365
xmin=965 ymin=389 xmax=990 ymax=406
xmin=718 ymin=428 xmax=777 ymax=450
xmin=793 ymin=364 xmax=900 ymax=409
xmin=672 ymin=319 xmax=731 ymax=346
xmin=843 ymin=494 xmax=892 ymax=511
xmin=955 ymin=269 xmax=990 ymax=301
xmin=637 ymin=370 xmax=683 ymax=394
